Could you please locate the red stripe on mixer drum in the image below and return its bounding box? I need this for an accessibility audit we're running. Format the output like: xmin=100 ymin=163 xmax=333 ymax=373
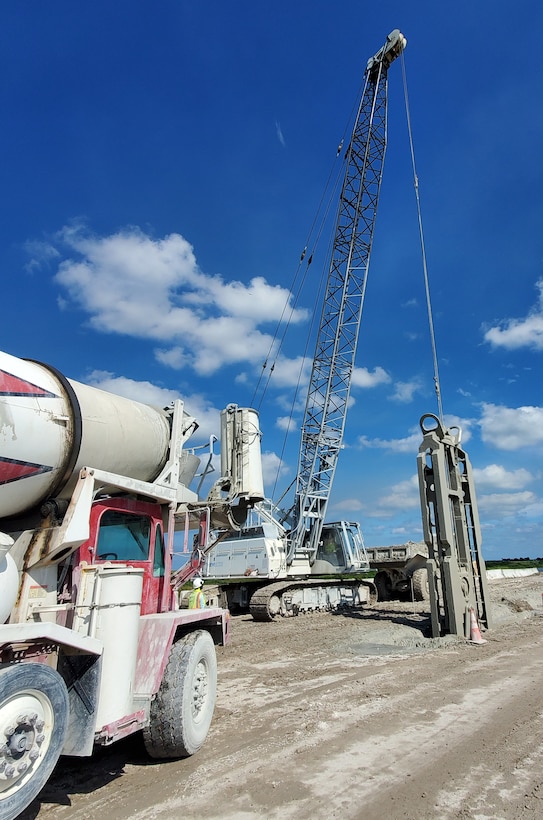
xmin=0 ymin=457 xmax=53 ymax=485
xmin=0 ymin=368 xmax=58 ymax=397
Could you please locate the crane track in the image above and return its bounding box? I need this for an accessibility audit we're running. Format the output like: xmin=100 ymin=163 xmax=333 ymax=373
xmin=248 ymin=579 xmax=376 ymax=622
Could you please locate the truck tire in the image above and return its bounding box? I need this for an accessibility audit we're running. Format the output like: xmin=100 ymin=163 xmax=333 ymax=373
xmin=143 ymin=630 xmax=217 ymax=759
xmin=373 ymin=570 xmax=392 ymax=602
xmin=0 ymin=663 xmax=69 ymax=820
xmin=412 ymin=568 xmax=430 ymax=601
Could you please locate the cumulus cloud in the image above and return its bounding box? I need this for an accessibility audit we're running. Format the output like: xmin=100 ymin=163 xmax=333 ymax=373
xmin=269 ymin=355 xmax=313 ymax=389
xmin=40 ymin=225 xmax=308 ymax=376
xmin=389 ymin=378 xmax=423 ymax=403
xmin=276 ymin=416 xmax=298 ymax=433
xmin=331 ymin=498 xmax=363 ymax=512
xmin=261 ymin=450 xmax=289 ymax=491
xmin=478 ymin=491 xmax=538 ymax=515
xmin=479 ymin=403 xmax=543 ymax=450
xmin=154 ymin=346 xmax=191 ymax=370
xmin=365 ymin=475 xmax=420 ymax=516
xmin=483 ymin=278 xmax=543 ymax=350
xmin=473 ymin=464 xmax=534 ymax=491
xmin=351 ymin=366 xmax=391 ymax=388
xmin=358 ymin=413 xmax=474 ymax=454
xmin=358 ymin=430 xmax=421 ymax=454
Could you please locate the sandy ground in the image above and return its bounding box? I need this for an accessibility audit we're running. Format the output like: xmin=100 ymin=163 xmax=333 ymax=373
xmin=18 ymin=574 xmax=543 ymax=820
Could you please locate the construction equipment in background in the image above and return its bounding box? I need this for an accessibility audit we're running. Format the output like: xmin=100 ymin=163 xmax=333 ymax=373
xmin=204 ymin=30 xmax=407 ymax=619
xmin=417 ymin=413 xmax=492 ymax=638
xmin=365 ymin=542 xmax=430 ymax=602
xmin=0 ymin=349 xmax=264 ymax=820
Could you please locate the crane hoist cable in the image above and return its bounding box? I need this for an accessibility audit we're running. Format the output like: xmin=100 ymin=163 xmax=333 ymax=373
xmin=400 ymin=51 xmax=444 ymax=423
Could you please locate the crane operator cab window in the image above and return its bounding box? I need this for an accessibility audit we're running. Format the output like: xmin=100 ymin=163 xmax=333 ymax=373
xmin=96 ymin=510 xmax=151 ymax=562
xmin=317 ymin=527 xmax=344 ymax=567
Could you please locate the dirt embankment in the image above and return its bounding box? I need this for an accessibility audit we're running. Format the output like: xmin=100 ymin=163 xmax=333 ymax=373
xmin=20 ymin=574 xmax=543 ymax=820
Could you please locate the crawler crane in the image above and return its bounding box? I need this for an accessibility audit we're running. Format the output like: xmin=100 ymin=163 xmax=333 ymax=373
xmin=204 ymin=30 xmax=407 ymax=619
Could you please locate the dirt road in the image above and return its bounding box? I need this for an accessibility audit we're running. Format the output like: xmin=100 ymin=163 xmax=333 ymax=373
xmin=20 ymin=575 xmax=543 ymax=820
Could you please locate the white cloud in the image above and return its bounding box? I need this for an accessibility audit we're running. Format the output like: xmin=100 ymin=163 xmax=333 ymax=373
xmin=47 ymin=225 xmax=307 ymax=376
xmin=154 ymin=346 xmax=191 ymax=370
xmin=261 ymin=450 xmax=289 ymax=491
xmin=331 ymin=498 xmax=363 ymax=512
xmin=268 ymin=355 xmax=313 ymax=389
xmin=518 ymin=501 xmax=543 ymax=520
xmin=478 ymin=491 xmax=538 ymax=515
xmin=86 ymin=370 xmax=179 ymax=407
xmin=276 ymin=416 xmax=298 ymax=433
xmin=483 ymin=278 xmax=543 ymax=350
xmin=365 ymin=475 xmax=420 ymax=516
xmin=359 ymin=414 xmax=474 ymax=454
xmin=358 ymin=429 xmax=421 ymax=454
xmin=351 ymin=366 xmax=391 ymax=388
xmin=473 ymin=464 xmax=534 ymax=491
xmin=389 ymin=378 xmax=423 ymax=403
xmin=479 ymin=403 xmax=543 ymax=450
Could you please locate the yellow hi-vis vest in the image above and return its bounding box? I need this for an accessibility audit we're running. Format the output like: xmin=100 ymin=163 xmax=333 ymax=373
xmin=188 ymin=588 xmax=206 ymax=609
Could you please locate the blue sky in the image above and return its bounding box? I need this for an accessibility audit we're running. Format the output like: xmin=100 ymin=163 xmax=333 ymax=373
xmin=1 ymin=2 xmax=543 ymax=559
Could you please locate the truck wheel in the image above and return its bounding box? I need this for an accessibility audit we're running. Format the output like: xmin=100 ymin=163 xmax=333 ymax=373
xmin=374 ymin=571 xmax=392 ymax=602
xmin=412 ymin=568 xmax=430 ymax=601
xmin=0 ymin=663 xmax=69 ymax=820
xmin=143 ymin=630 xmax=217 ymax=759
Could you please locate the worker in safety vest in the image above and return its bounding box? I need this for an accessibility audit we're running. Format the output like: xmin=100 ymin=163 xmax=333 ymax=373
xmin=188 ymin=577 xmax=206 ymax=609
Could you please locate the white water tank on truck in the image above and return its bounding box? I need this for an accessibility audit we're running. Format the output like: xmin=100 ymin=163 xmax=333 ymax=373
xmin=0 ymin=350 xmax=198 ymax=519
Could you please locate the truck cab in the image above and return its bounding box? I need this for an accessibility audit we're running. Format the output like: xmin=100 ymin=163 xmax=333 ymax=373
xmin=77 ymin=497 xmax=170 ymax=615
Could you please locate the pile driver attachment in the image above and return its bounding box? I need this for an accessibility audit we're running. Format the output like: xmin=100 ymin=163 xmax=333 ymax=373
xmin=417 ymin=414 xmax=492 ymax=638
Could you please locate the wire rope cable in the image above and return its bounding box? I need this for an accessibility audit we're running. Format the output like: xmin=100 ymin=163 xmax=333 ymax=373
xmin=401 ymin=51 xmax=444 ymax=423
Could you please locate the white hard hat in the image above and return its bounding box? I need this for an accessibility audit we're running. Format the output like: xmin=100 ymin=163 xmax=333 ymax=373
xmin=192 ymin=577 xmax=203 ymax=588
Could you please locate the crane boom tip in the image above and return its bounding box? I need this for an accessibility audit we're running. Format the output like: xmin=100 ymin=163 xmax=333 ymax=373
xmin=366 ymin=29 xmax=407 ymax=75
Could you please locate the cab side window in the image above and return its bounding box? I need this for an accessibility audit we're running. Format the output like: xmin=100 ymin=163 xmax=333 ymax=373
xmin=154 ymin=526 xmax=165 ymax=577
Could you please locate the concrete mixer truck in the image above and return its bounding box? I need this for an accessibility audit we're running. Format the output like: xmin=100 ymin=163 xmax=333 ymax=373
xmin=0 ymin=349 xmax=264 ymax=820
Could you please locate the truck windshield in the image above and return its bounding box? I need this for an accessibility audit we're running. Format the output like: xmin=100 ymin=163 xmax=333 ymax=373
xmin=96 ymin=510 xmax=151 ymax=562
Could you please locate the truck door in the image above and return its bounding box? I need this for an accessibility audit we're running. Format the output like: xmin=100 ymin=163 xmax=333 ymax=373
xmin=80 ymin=501 xmax=166 ymax=615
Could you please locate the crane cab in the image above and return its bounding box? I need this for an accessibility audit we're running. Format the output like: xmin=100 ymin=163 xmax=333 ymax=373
xmin=312 ymin=521 xmax=370 ymax=575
